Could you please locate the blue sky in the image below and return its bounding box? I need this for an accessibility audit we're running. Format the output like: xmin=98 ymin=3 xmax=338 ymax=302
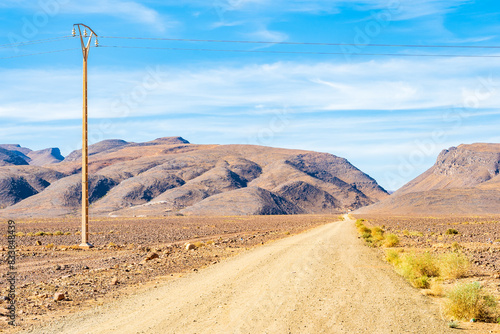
xmin=1 ymin=0 xmax=500 ymax=190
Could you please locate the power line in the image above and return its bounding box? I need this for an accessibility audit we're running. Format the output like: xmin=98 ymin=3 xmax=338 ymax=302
xmin=0 ymin=48 xmax=79 ymax=60
xmin=0 ymin=36 xmax=74 ymax=49
xmin=100 ymin=35 xmax=500 ymax=49
xmin=98 ymin=45 xmax=500 ymax=58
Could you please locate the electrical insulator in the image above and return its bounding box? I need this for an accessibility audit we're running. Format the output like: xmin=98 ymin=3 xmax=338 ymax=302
xmin=72 ymin=28 xmax=76 ymax=37
xmin=95 ymin=38 xmax=99 ymax=47
xmin=84 ymin=29 xmax=88 ymax=37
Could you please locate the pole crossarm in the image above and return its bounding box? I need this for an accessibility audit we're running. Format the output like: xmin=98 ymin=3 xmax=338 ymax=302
xmin=73 ymin=23 xmax=98 ymax=59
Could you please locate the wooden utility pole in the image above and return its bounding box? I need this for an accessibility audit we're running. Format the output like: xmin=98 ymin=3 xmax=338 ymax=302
xmin=73 ymin=24 xmax=98 ymax=249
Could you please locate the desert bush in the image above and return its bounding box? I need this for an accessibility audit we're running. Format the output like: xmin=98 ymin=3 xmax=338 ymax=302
xmin=445 ymin=282 xmax=498 ymax=321
xmin=54 ymin=231 xmax=64 ymax=236
xmin=15 ymin=232 xmax=24 ymax=237
xmin=429 ymin=280 xmax=444 ymax=297
xmin=383 ymin=234 xmax=400 ymax=247
xmin=439 ymin=252 xmax=470 ymax=279
xmin=390 ymin=251 xmax=440 ymax=289
xmin=359 ymin=226 xmax=371 ymax=234
xmin=371 ymin=227 xmax=385 ymax=241
xmin=34 ymin=231 xmax=46 ymax=236
xmin=45 ymin=243 xmax=55 ymax=249
xmin=385 ymin=249 xmax=402 ymax=265
xmin=446 ymin=228 xmax=459 ymax=235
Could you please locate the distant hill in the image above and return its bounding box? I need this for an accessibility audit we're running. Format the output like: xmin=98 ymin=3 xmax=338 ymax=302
xmin=0 ymin=137 xmax=388 ymax=218
xmin=355 ymin=143 xmax=500 ymax=215
xmin=27 ymin=148 xmax=64 ymax=166
xmin=0 ymin=144 xmax=63 ymax=166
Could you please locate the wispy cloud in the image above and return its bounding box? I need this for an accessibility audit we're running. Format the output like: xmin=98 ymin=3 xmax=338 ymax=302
xmin=3 ymin=0 xmax=173 ymax=31
xmin=2 ymin=56 xmax=500 ymax=122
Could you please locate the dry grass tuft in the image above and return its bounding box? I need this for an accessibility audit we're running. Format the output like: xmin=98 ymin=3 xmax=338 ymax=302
xmin=445 ymin=282 xmax=498 ymax=321
xmin=439 ymin=252 xmax=470 ymax=279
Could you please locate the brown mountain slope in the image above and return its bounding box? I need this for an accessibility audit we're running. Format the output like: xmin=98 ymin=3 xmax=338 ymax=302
xmin=356 ymin=143 xmax=500 ymax=216
xmin=27 ymin=148 xmax=64 ymax=166
xmin=0 ymin=138 xmax=388 ymax=218
xmin=0 ymin=166 xmax=64 ymax=208
xmin=0 ymin=147 xmax=29 ymax=166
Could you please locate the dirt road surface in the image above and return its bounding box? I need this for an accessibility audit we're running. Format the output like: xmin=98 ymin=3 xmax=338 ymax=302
xmin=22 ymin=218 xmax=453 ymax=334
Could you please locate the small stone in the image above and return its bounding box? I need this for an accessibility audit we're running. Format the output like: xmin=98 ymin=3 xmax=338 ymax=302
xmin=185 ymin=243 xmax=196 ymax=250
xmin=35 ymin=240 xmax=42 ymax=246
xmin=110 ymin=277 xmax=119 ymax=285
xmin=54 ymin=292 xmax=65 ymax=301
xmin=55 ymin=265 xmax=61 ymax=270
xmin=145 ymin=252 xmax=159 ymax=261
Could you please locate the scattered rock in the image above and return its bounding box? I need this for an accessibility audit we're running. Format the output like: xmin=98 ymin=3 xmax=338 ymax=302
xmin=35 ymin=240 xmax=42 ymax=246
xmin=141 ymin=252 xmax=160 ymax=263
xmin=54 ymin=292 xmax=65 ymax=301
xmin=492 ymin=272 xmax=500 ymax=279
xmin=54 ymin=264 xmax=61 ymax=270
xmin=185 ymin=243 xmax=196 ymax=250
xmin=110 ymin=277 xmax=119 ymax=285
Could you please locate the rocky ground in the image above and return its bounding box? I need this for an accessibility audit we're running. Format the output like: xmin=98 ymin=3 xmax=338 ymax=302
xmin=0 ymin=215 xmax=337 ymax=332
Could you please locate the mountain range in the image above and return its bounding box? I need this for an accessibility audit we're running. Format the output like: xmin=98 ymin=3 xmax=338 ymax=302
xmin=0 ymin=137 xmax=388 ymax=218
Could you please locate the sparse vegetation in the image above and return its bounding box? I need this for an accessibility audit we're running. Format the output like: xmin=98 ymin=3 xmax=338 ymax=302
xmin=385 ymin=249 xmax=470 ymax=289
xmin=383 ymin=234 xmax=400 ymax=247
xmin=446 ymin=228 xmax=459 ymax=235
xmin=445 ymin=282 xmax=498 ymax=321
xmin=355 ymin=219 xmax=399 ymax=248
xmin=439 ymin=252 xmax=470 ymax=279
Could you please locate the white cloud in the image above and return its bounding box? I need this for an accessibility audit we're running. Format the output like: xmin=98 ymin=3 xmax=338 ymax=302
xmin=2 ymin=56 xmax=500 ymax=122
xmin=3 ymin=0 xmax=172 ymax=31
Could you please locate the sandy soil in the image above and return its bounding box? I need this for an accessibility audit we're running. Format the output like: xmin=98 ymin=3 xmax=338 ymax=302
xmin=20 ymin=217 xmax=454 ymax=334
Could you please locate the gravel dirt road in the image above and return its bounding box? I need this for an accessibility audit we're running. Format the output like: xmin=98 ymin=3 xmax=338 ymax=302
xmin=23 ymin=217 xmax=453 ymax=334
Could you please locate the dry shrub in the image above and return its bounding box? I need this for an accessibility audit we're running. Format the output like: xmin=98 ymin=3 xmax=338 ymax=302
xmin=439 ymin=252 xmax=470 ymax=279
xmin=428 ymin=280 xmax=444 ymax=297
xmin=446 ymin=282 xmax=498 ymax=321
xmin=385 ymin=249 xmax=402 ymax=265
xmin=383 ymin=234 xmax=400 ymax=247
xmin=390 ymin=251 xmax=439 ymax=289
